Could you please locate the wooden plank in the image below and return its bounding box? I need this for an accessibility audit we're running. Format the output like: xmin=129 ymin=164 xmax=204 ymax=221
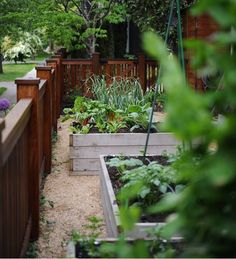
xmin=70 ymin=133 xmax=179 ymax=147
xmin=62 ymin=60 xmax=92 ymax=65
xmin=99 ymin=155 xmax=182 ymax=238
xmin=100 ymin=155 xmax=120 ymax=237
xmin=71 ymin=65 xmax=76 ymax=90
xmin=71 ymin=158 xmax=100 ymax=171
xmin=107 ymin=60 xmax=137 ymax=65
xmin=1 ymin=99 xmax=32 ymax=165
xmin=70 ymin=145 xmax=177 ymax=159
xmin=16 ymin=78 xmax=41 ymax=241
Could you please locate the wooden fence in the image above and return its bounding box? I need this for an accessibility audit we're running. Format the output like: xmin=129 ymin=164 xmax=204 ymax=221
xmin=0 ymin=51 xmax=158 ymax=257
xmin=61 ymin=53 xmax=159 ymax=96
xmin=0 ymin=64 xmax=59 ymax=257
xmin=184 ymin=12 xmax=219 ymax=91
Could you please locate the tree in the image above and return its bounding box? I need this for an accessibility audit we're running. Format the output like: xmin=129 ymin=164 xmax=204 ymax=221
xmin=126 ymin=0 xmax=195 ymax=50
xmin=0 ymin=0 xmax=34 ymax=73
xmin=36 ymin=0 xmax=126 ymax=57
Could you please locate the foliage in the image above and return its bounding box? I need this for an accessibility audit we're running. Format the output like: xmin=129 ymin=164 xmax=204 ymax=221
xmin=142 ymin=0 xmax=236 ymax=257
xmin=126 ymin=0 xmax=196 ymax=51
xmin=25 ymin=242 xmax=38 ymax=258
xmin=0 ymin=0 xmax=35 ymax=72
xmin=89 ymin=76 xmax=144 ymax=111
xmin=107 ymin=153 xmax=183 ymax=209
xmin=144 ymin=88 xmax=167 ymax=112
xmin=33 ymin=0 xmax=126 ymax=56
xmin=71 ymin=216 xmax=103 ymax=258
xmin=0 ymin=87 xmax=7 ymax=96
xmin=72 ymin=219 xmax=178 ymax=258
xmin=2 ymin=32 xmax=43 ymax=62
xmin=63 ymin=96 xmax=156 ymax=133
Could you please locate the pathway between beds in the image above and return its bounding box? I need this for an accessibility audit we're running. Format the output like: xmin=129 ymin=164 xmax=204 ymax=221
xmin=36 ymin=119 xmax=107 ymax=258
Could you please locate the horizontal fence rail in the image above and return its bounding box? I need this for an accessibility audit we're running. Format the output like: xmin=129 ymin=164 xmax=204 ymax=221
xmin=0 ymin=100 xmax=32 ymax=258
xmin=60 ymin=53 xmax=159 ymax=95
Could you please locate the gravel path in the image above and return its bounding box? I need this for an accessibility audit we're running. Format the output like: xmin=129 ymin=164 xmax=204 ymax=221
xmin=36 ymin=119 xmax=107 ymax=258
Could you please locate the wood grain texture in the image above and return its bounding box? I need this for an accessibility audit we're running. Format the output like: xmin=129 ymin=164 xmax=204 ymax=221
xmin=17 ymin=79 xmax=41 ymax=241
xmin=36 ymin=66 xmax=53 ymax=174
xmin=70 ymin=132 xmax=179 ymax=147
xmin=70 ymin=132 xmax=179 ymax=174
xmin=100 ymin=155 xmax=160 ymax=238
xmin=1 ymin=99 xmax=32 ymax=165
xmin=0 ymin=103 xmax=31 ymax=257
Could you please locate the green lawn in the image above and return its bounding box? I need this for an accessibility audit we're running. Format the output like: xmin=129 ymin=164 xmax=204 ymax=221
xmin=0 ymin=87 xmax=7 ymax=96
xmin=0 ymin=63 xmax=36 ymax=81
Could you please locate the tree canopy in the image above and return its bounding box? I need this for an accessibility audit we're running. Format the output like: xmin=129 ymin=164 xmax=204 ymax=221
xmin=126 ymin=0 xmax=196 ymax=50
xmin=33 ymin=0 xmax=127 ymax=56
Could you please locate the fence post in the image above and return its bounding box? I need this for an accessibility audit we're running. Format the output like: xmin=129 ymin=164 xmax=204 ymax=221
xmin=138 ymin=53 xmax=146 ymax=93
xmin=52 ymin=54 xmax=63 ymax=113
xmin=15 ymin=78 xmax=41 ymax=241
xmin=46 ymin=59 xmax=60 ymax=119
xmin=0 ymin=119 xmax=4 ymax=167
xmin=36 ymin=66 xmax=53 ymax=174
xmin=0 ymin=119 xmax=4 ymax=256
xmin=92 ymin=52 xmax=100 ymax=75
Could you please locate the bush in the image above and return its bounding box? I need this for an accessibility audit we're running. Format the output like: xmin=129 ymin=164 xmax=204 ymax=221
xmin=142 ymin=0 xmax=236 ymax=257
xmin=2 ymin=32 xmax=43 ymax=62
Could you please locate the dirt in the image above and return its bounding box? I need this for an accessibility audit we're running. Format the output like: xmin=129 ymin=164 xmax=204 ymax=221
xmin=105 ymin=155 xmax=170 ymax=223
xmin=35 ymin=118 xmax=107 ymax=258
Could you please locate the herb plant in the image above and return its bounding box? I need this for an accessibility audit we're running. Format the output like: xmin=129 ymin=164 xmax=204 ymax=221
xmin=89 ymin=75 xmax=144 ymax=111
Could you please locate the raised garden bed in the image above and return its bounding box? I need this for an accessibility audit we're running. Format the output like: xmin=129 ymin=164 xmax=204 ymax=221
xmin=99 ymin=154 xmax=182 ymax=238
xmin=67 ymin=237 xmax=183 ymax=258
xmin=69 ymin=132 xmax=179 ymax=175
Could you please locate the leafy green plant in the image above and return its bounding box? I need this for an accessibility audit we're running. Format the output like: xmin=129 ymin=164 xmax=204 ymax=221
xmin=63 ymin=96 xmax=156 ymax=133
xmin=140 ymin=1 xmax=236 ymax=257
xmin=71 ymin=217 xmax=179 ymax=258
xmin=71 ymin=216 xmax=103 ymax=258
xmin=144 ymin=88 xmax=167 ymax=112
xmin=107 ymin=154 xmax=183 ymax=210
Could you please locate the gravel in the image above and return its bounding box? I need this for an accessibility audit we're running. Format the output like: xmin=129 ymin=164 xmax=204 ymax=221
xmin=36 ymin=118 xmax=107 ymax=258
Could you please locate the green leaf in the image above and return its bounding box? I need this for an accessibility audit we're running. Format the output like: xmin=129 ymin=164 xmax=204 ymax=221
xmin=128 ymin=105 xmax=142 ymax=113
xmin=139 ymin=187 xmax=151 ymax=198
xmin=119 ymin=206 xmax=141 ymax=231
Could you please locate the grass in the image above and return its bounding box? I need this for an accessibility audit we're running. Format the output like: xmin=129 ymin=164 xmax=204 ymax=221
xmin=0 ymin=63 xmax=36 ymax=81
xmin=26 ymin=53 xmax=49 ymax=62
xmin=0 ymin=87 xmax=7 ymax=96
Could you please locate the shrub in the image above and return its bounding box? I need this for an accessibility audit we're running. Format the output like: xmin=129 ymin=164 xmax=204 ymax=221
xmin=142 ymin=0 xmax=236 ymax=257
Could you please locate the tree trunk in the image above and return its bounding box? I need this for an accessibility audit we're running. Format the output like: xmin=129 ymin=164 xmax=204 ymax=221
xmin=0 ymin=53 xmax=3 ymax=74
xmin=126 ymin=18 xmax=130 ymax=54
xmin=87 ymin=35 xmax=96 ymax=57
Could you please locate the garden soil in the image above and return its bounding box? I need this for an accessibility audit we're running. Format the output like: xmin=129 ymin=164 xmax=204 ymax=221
xmin=35 ymin=112 xmax=165 ymax=257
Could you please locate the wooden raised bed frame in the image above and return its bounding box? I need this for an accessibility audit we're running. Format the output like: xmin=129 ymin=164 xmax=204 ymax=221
xmin=99 ymin=154 xmax=180 ymax=238
xmin=69 ymin=132 xmax=179 ymax=175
